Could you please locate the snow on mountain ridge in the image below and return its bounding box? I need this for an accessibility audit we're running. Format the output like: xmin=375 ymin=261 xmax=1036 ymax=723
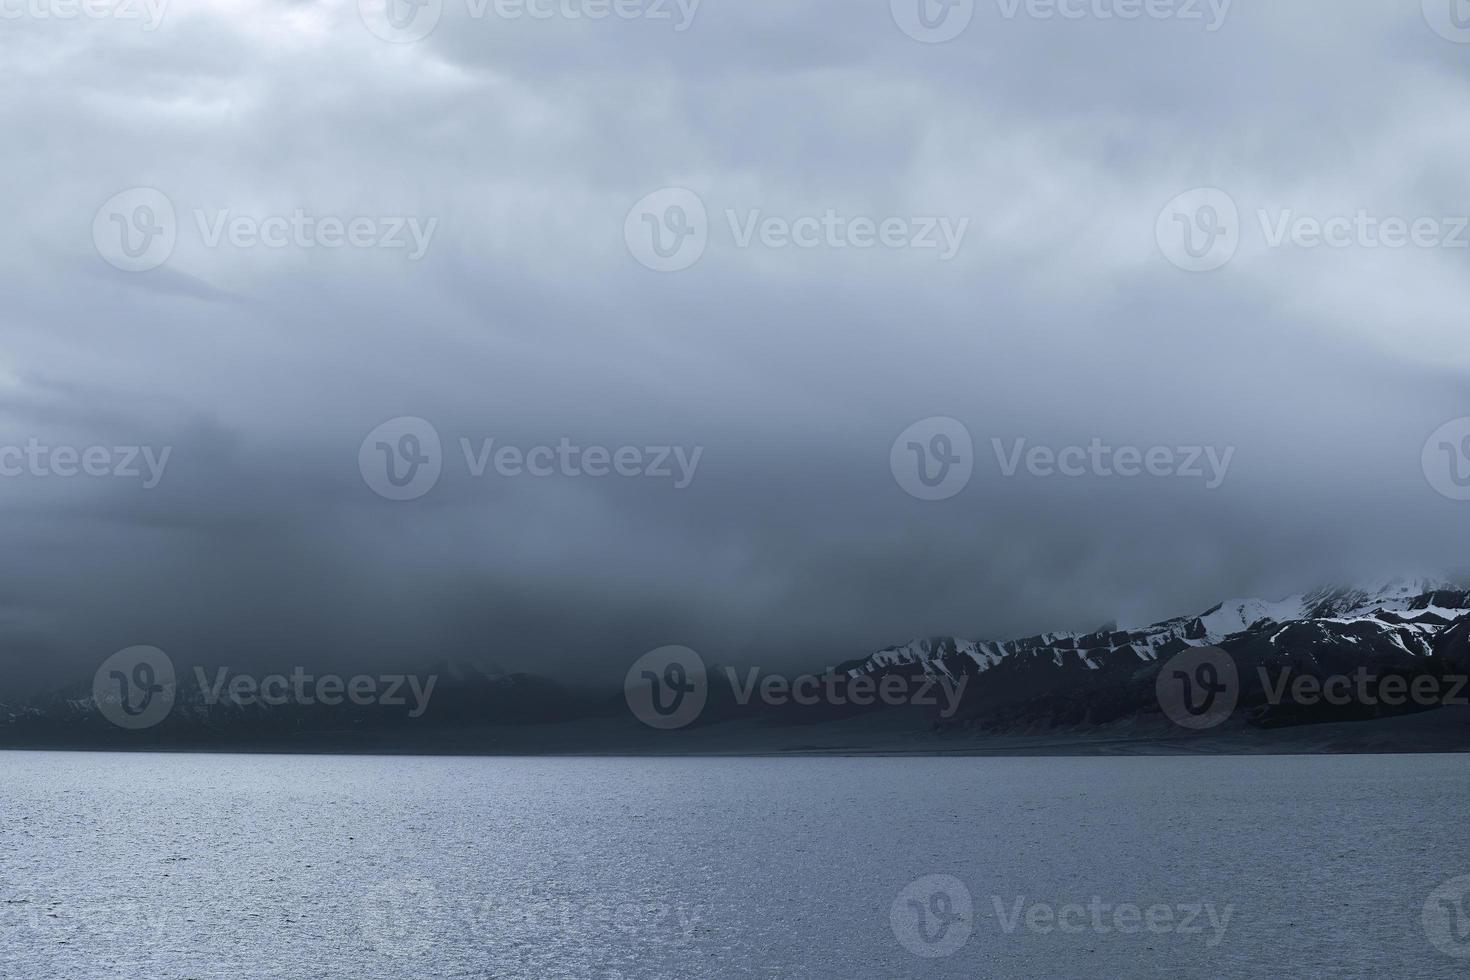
xmin=853 ymin=576 xmax=1464 ymax=681
xmin=1197 ymin=595 xmax=1310 ymax=638
xmin=1299 ymin=575 xmax=1455 ymax=619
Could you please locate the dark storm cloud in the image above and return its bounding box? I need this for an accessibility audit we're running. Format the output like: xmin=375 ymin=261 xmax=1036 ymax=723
xmin=0 ymin=0 xmax=1467 ymax=693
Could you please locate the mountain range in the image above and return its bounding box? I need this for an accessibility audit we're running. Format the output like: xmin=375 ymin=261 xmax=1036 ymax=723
xmin=842 ymin=574 xmax=1470 ymax=736
xmin=4 ymin=575 xmax=1469 ymax=754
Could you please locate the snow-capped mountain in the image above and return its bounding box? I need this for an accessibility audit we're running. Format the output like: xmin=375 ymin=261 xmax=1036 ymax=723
xmin=849 ymin=575 xmax=1470 ymax=684
xmin=837 ymin=575 xmax=1470 ymax=737
xmin=5 ymin=575 xmax=1469 ymax=752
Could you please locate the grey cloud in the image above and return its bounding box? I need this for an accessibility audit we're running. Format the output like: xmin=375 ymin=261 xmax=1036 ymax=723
xmin=0 ymin=0 xmax=1467 ymax=691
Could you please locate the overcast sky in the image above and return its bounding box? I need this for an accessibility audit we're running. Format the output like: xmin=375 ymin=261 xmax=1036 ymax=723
xmin=1 ymin=0 xmax=1468 ymax=691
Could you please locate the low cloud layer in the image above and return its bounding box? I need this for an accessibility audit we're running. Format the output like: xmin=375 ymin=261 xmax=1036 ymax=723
xmin=2 ymin=0 xmax=1468 ymax=692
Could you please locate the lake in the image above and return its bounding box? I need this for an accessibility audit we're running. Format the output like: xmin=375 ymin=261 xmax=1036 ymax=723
xmin=1 ymin=752 xmax=1466 ymax=978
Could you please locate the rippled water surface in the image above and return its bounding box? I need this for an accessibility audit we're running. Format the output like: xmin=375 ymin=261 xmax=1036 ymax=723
xmin=1 ymin=751 xmax=1467 ymax=978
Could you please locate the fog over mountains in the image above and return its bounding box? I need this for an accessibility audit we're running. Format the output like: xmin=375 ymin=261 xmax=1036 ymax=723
xmin=6 ymin=574 xmax=1468 ymax=755
xmin=2 ymin=2 xmax=1470 ymax=703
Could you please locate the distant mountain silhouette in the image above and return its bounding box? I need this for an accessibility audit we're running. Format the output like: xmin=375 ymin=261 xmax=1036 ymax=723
xmin=5 ymin=576 xmax=1469 ymax=755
